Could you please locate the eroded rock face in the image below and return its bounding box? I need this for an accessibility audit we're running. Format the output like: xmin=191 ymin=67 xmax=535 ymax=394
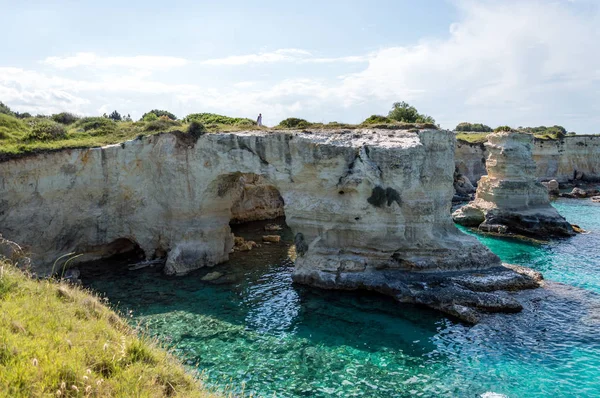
xmin=0 ymin=128 xmax=540 ymax=322
xmin=455 ymin=135 xmax=600 ymax=185
xmin=453 ymin=132 xmax=575 ymax=238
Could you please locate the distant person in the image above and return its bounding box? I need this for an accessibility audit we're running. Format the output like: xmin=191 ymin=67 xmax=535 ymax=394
xmin=257 ymin=113 xmax=263 ymax=127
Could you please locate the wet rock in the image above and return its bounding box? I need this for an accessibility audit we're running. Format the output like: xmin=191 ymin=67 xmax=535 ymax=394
xmin=262 ymin=235 xmax=281 ymax=243
xmin=201 ymin=271 xmax=223 ymax=281
xmin=453 ymin=132 xmax=574 ymax=239
xmin=232 ymin=236 xmax=257 ymax=252
xmin=264 ymin=223 xmax=283 ymax=231
xmin=541 ymin=179 xmax=559 ymax=196
xmin=560 ymin=187 xmax=600 ymax=198
xmin=292 ymin=264 xmax=542 ymax=324
xmin=592 ymin=196 xmax=600 ymax=203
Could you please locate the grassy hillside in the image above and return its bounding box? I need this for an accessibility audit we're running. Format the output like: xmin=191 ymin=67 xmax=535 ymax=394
xmin=0 ymin=260 xmax=218 ymax=397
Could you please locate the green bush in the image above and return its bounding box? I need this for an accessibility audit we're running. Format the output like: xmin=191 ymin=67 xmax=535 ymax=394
xmin=141 ymin=109 xmax=176 ymax=121
xmin=494 ymin=126 xmax=513 ymax=132
xmin=363 ymin=115 xmax=392 ymax=124
xmin=455 ymin=122 xmax=493 ymax=132
xmin=77 ymin=117 xmax=116 ymax=132
xmin=108 ymin=110 xmax=122 ymax=121
xmin=24 ymin=120 xmax=67 ymax=141
xmin=0 ymin=101 xmax=14 ymax=117
xmin=142 ymin=112 xmax=158 ymax=122
xmin=187 ymin=121 xmax=206 ymax=138
xmin=51 ymin=112 xmax=79 ymax=125
xmin=184 ymin=113 xmax=255 ymax=126
xmin=277 ymin=118 xmax=312 ymax=129
xmin=388 ymin=101 xmax=436 ymax=124
xmin=0 ymin=114 xmax=28 ymax=139
xmin=143 ymin=119 xmax=181 ymax=132
xmin=15 ymin=112 xmax=32 ymax=119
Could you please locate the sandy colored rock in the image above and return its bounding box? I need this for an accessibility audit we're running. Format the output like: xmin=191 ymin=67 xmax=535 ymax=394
xmin=264 ymin=223 xmax=283 ymax=231
xmin=262 ymin=235 xmax=281 ymax=243
xmin=453 ymin=132 xmax=574 ymax=238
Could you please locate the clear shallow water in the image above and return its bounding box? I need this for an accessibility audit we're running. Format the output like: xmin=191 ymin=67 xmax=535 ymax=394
xmin=83 ymin=201 xmax=600 ymax=398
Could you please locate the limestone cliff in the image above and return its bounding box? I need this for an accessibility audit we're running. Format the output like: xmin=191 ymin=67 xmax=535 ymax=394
xmin=533 ymin=136 xmax=600 ymax=182
xmin=455 ymin=140 xmax=487 ymax=184
xmin=455 ymin=135 xmax=600 ymax=185
xmin=453 ymin=132 xmax=575 ymax=238
xmin=0 ymin=128 xmax=540 ymax=322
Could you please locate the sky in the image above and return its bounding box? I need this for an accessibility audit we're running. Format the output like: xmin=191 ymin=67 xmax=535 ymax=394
xmin=1 ymin=0 xmax=599 ymax=132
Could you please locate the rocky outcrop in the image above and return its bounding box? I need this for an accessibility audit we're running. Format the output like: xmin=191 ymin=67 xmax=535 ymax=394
xmin=0 ymin=128 xmax=541 ymax=322
xmin=453 ymin=132 xmax=575 ymax=238
xmin=455 ymin=135 xmax=600 ymax=185
xmin=455 ymin=140 xmax=487 ymax=184
xmin=533 ymin=136 xmax=600 ymax=183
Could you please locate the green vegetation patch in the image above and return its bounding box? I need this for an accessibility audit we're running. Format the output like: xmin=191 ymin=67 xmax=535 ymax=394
xmin=184 ymin=113 xmax=256 ymax=126
xmin=0 ymin=260 xmax=216 ymax=397
xmin=454 ymin=122 xmax=492 ymax=132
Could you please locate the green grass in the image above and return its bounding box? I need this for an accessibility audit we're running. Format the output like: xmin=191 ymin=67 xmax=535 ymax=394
xmin=0 ymin=112 xmax=440 ymax=159
xmin=455 ymin=132 xmax=491 ymax=144
xmin=0 ymin=260 xmax=219 ymax=397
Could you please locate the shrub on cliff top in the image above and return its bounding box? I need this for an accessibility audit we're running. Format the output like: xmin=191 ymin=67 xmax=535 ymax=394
xmin=0 ymin=113 xmax=28 ymax=139
xmin=143 ymin=119 xmax=181 ymax=132
xmin=362 ymin=115 xmax=392 ymax=125
xmin=184 ymin=113 xmax=256 ymax=126
xmin=277 ymin=118 xmax=312 ymax=129
xmin=455 ymin=122 xmax=493 ymax=132
xmin=141 ymin=109 xmax=176 ymax=121
xmin=388 ymin=101 xmax=436 ymax=124
xmin=76 ymin=117 xmax=118 ymax=136
xmin=494 ymin=125 xmax=513 ymax=132
xmin=187 ymin=121 xmax=206 ymax=138
xmin=0 ymin=101 xmax=15 ymax=117
xmin=51 ymin=112 xmax=79 ymax=125
xmin=23 ymin=120 xmax=67 ymax=141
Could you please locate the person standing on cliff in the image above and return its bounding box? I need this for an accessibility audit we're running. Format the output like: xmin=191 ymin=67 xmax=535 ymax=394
xmin=257 ymin=113 xmax=262 ymax=127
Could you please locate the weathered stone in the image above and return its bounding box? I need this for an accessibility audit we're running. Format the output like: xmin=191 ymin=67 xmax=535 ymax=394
xmin=264 ymin=223 xmax=283 ymax=231
xmin=262 ymin=235 xmax=281 ymax=243
xmin=0 ymin=128 xmax=539 ymax=322
xmin=201 ymin=271 xmax=223 ymax=281
xmin=541 ymin=179 xmax=560 ymax=196
xmin=453 ymin=132 xmax=575 ymax=238
xmin=456 ymin=135 xmax=600 ymax=185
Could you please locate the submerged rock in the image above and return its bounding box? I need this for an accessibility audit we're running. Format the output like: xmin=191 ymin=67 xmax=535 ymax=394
xmin=201 ymin=271 xmax=223 ymax=281
xmin=453 ymin=132 xmax=575 ymax=239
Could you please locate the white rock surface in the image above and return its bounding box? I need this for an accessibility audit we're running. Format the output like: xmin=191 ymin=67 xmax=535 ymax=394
xmin=0 ymin=129 xmax=499 ymax=277
xmin=455 ymin=135 xmax=600 ymax=184
xmin=453 ymin=132 xmax=574 ymax=238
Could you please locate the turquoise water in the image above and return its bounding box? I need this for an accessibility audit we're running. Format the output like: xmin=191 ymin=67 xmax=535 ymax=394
xmin=83 ymin=200 xmax=600 ymax=397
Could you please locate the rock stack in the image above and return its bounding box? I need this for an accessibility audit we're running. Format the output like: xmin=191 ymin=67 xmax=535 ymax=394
xmin=453 ymin=132 xmax=574 ymax=238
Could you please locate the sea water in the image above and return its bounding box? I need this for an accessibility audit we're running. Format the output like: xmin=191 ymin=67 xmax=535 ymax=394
xmin=83 ymin=199 xmax=600 ymax=397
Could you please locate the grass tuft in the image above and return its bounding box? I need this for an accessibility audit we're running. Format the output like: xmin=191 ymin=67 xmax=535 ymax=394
xmin=0 ymin=260 xmax=218 ymax=397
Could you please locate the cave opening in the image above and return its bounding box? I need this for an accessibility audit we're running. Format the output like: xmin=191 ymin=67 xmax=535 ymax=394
xmin=225 ymin=173 xmax=295 ymax=267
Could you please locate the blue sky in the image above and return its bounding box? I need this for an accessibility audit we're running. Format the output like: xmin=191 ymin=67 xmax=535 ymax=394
xmin=1 ymin=0 xmax=599 ymax=132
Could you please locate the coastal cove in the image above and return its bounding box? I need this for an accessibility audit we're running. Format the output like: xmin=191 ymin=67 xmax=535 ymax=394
xmin=82 ymin=198 xmax=600 ymax=398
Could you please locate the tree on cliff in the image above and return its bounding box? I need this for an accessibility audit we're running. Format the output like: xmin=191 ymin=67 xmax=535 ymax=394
xmin=108 ymin=110 xmax=122 ymax=121
xmin=388 ymin=102 xmax=435 ymax=124
xmin=141 ymin=109 xmax=177 ymax=121
xmin=455 ymin=122 xmax=493 ymax=132
xmin=0 ymin=101 xmax=14 ymax=117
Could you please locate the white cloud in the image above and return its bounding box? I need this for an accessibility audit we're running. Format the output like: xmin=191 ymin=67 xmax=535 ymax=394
xmin=43 ymin=52 xmax=188 ymax=69
xmin=2 ymin=1 xmax=600 ymax=131
xmin=200 ymin=48 xmax=367 ymax=66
